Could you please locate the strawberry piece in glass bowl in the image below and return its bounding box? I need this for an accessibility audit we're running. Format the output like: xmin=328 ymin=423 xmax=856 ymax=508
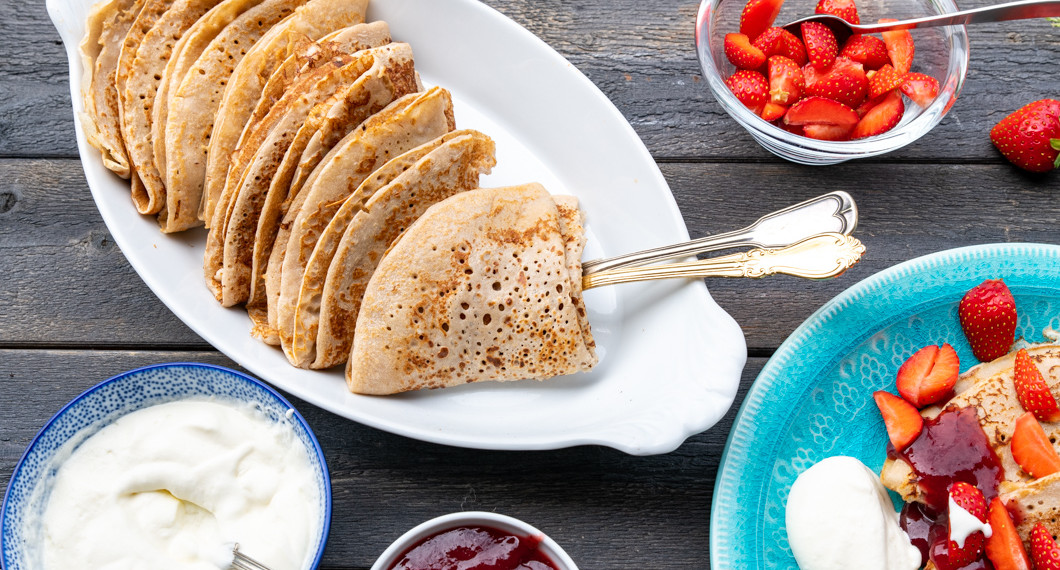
xmin=696 ymin=0 xmax=968 ymax=164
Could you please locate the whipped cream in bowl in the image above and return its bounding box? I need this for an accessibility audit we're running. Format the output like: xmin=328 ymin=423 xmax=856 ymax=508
xmin=1 ymin=363 xmax=331 ymax=570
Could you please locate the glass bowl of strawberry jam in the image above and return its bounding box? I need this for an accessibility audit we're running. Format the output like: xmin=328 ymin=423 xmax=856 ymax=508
xmin=371 ymin=512 xmax=578 ymax=570
xmin=694 ymin=0 xmax=969 ymax=164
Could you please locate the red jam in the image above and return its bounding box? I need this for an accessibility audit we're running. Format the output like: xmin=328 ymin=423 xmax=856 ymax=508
xmin=388 ymin=525 xmax=560 ymax=570
xmin=891 ymin=406 xmax=1004 ymax=570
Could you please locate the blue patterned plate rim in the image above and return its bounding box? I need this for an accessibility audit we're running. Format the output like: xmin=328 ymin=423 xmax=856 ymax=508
xmin=709 ymin=242 xmax=1060 ymax=569
xmin=0 ymin=362 xmax=332 ymax=570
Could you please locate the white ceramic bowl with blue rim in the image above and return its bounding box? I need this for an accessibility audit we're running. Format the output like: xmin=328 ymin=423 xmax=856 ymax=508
xmin=0 ymin=362 xmax=332 ymax=569
xmin=371 ymin=511 xmax=578 ymax=570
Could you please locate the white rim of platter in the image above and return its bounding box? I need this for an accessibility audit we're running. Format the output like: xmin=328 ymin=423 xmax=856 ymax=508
xmin=47 ymin=0 xmax=747 ymax=454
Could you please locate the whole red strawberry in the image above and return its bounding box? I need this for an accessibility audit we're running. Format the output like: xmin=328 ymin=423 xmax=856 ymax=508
xmin=959 ymin=279 xmax=1017 ymax=362
xmin=990 ymin=99 xmax=1060 ymax=173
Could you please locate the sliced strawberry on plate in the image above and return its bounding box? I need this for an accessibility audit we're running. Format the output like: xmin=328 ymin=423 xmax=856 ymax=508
xmin=959 ymin=278 xmax=1017 ymax=362
xmin=854 ymin=93 xmax=886 ymax=117
xmin=851 ymin=89 xmax=904 ymax=139
xmin=901 ymin=72 xmax=940 ymax=107
xmin=725 ymin=33 xmax=767 ymax=70
xmin=840 ymin=34 xmax=890 ymax=70
xmin=896 ymin=344 xmax=959 ymax=408
xmin=986 ymin=497 xmax=1033 ymax=570
xmin=942 ymin=482 xmax=989 ymax=570
xmin=1011 ymin=411 xmax=1060 ymax=479
xmin=740 ymin=0 xmax=785 ymax=41
xmin=725 ymin=69 xmax=769 ymax=114
xmin=867 ymin=63 xmax=905 ymax=100
xmin=761 ymin=101 xmax=788 ymax=121
xmin=767 ymin=55 xmax=804 ymax=105
xmin=874 ymin=390 xmax=923 ymax=452
xmin=815 ymin=0 xmax=860 ymax=24
xmin=1032 ymin=523 xmax=1060 ymax=570
xmin=804 ymin=56 xmax=867 ymax=109
xmin=801 ymin=21 xmax=838 ymax=69
xmin=880 ymin=18 xmax=915 ymax=74
xmin=1014 ymin=348 xmax=1060 ymax=422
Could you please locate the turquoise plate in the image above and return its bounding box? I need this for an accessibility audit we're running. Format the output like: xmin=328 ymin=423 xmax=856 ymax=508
xmin=710 ymin=243 xmax=1060 ymax=569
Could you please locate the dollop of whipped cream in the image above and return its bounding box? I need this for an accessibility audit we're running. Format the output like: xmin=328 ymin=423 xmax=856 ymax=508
xmin=785 ymin=456 xmax=921 ymax=570
xmin=948 ymin=495 xmax=992 ymax=548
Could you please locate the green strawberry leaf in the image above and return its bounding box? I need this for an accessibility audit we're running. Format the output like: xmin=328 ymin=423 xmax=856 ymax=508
xmin=1050 ymin=17 xmax=1060 ymax=27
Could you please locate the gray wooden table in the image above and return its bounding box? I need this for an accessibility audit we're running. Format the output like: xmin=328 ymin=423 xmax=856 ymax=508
xmin=2 ymin=0 xmax=1058 ymax=568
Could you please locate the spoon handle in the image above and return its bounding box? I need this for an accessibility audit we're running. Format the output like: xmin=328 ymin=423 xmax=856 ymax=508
xmin=582 ymin=233 xmax=866 ymax=290
xmin=858 ymin=0 xmax=1060 ymax=31
xmin=580 ymin=191 xmax=857 ymax=275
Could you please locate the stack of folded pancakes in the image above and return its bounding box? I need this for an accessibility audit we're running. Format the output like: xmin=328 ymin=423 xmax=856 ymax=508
xmin=79 ymin=0 xmax=598 ymax=393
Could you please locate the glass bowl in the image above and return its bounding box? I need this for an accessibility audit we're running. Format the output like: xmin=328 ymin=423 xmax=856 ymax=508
xmin=695 ymin=0 xmax=969 ymax=164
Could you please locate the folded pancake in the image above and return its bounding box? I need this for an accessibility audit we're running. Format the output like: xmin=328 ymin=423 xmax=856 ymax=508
xmin=881 ymin=344 xmax=1060 ymax=502
xmin=267 ymin=87 xmax=456 ymax=352
xmin=151 ymin=0 xmax=266 ymax=186
xmin=115 ymin=0 xmax=175 ymax=207
xmin=552 ymin=195 xmax=595 ymax=356
xmin=288 ymin=129 xmax=497 ymax=370
xmin=79 ymin=0 xmax=143 ymax=178
xmin=213 ymin=42 xmax=418 ymax=308
xmin=201 ymin=0 xmax=371 ymax=227
xmin=119 ymin=0 xmax=222 ymax=217
xmin=346 ymin=184 xmax=598 ymax=395
xmin=162 ymin=0 xmax=310 ymax=232
xmin=1000 ymin=471 xmax=1060 ymax=545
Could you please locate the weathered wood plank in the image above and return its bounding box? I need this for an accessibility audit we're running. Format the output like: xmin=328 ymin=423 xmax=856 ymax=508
xmin=0 ymin=349 xmax=765 ymax=569
xmin=5 ymin=0 xmax=1059 ymax=161
xmin=2 ymin=158 xmax=1056 ymax=350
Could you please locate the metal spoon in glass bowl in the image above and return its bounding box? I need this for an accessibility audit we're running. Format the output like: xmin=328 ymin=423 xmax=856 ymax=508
xmin=782 ymin=0 xmax=1060 ymax=44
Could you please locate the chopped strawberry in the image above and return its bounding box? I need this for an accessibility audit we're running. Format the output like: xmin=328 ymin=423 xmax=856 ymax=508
xmin=801 ymin=21 xmax=838 ymax=69
xmin=1015 ymin=348 xmax=1060 ymax=422
xmin=784 ymin=96 xmax=860 ymax=127
xmin=725 ymin=33 xmax=767 ymax=70
xmin=901 ymin=72 xmax=940 ymax=107
xmin=1031 ymin=523 xmax=1060 ymax=570
xmin=803 ymin=124 xmax=853 ymax=140
xmin=880 ymin=18 xmax=915 ymax=74
xmin=761 ymin=101 xmax=788 ymax=121
xmin=874 ymin=390 xmax=924 ymax=452
xmin=851 ymin=90 xmax=904 ymax=138
xmin=740 ymin=0 xmax=785 ymax=41
xmin=767 ymin=55 xmax=805 ymax=105
xmin=1011 ymin=411 xmax=1060 ymax=479
xmin=725 ymin=70 xmax=769 ymax=114
xmin=867 ymin=63 xmax=905 ymax=100
xmin=803 ymin=56 xmax=868 ymax=108
xmin=940 ymin=482 xmax=989 ymax=569
xmin=896 ymin=344 xmax=959 ymax=409
xmin=959 ymin=279 xmax=1017 ymax=362
xmin=986 ymin=498 xmax=1033 ymax=570
xmin=815 ymin=0 xmax=860 ymax=24
xmin=753 ymin=27 xmax=809 ymax=66
xmin=840 ymin=34 xmax=890 ymax=70
xmin=854 ymin=93 xmax=886 ymax=117
xmin=990 ymin=99 xmax=1060 ymax=173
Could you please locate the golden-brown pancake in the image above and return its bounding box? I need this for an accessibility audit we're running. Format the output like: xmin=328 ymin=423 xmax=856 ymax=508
xmin=345 ymin=184 xmax=598 ymax=395
xmin=293 ymin=129 xmax=496 ymax=369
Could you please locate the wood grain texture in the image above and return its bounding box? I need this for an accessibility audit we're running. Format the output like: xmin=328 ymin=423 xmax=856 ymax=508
xmin=2 ymin=159 xmax=1056 ymax=350
xmin=8 ymin=0 xmax=1060 ymax=160
xmin=0 ymin=350 xmax=764 ymax=569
